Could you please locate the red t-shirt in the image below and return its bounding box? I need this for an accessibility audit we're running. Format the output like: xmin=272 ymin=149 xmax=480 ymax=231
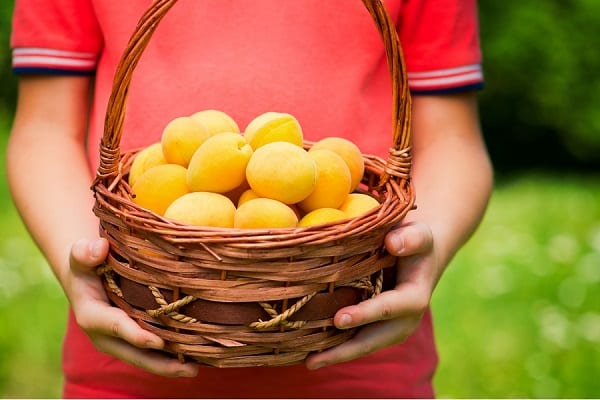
xmin=12 ymin=1 xmax=483 ymax=397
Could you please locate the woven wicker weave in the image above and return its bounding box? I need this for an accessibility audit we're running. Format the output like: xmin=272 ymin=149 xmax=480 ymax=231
xmin=92 ymin=0 xmax=414 ymax=368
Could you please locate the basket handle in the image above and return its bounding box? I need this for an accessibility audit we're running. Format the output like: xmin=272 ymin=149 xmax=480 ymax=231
xmin=95 ymin=0 xmax=412 ymax=188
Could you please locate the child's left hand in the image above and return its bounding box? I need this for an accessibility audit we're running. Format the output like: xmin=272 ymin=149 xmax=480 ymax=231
xmin=305 ymin=221 xmax=438 ymax=370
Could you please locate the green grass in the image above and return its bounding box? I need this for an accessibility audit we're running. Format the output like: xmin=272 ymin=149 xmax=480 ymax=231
xmin=0 ymin=112 xmax=67 ymax=398
xmin=432 ymin=173 xmax=600 ymax=398
xmin=1 ymin=113 xmax=598 ymax=397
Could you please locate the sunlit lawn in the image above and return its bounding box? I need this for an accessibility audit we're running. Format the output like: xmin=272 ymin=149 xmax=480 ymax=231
xmin=0 ymin=114 xmax=66 ymax=398
xmin=432 ymin=173 xmax=600 ymax=398
xmin=0 ymin=113 xmax=598 ymax=397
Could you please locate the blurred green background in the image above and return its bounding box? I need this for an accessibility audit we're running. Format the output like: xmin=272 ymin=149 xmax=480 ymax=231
xmin=0 ymin=1 xmax=598 ymax=398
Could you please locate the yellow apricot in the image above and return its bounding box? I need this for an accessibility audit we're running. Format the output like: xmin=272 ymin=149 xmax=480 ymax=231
xmin=161 ymin=116 xmax=212 ymax=167
xmin=246 ymin=141 xmax=317 ymax=204
xmin=187 ymin=132 xmax=253 ymax=193
xmin=234 ymin=198 xmax=298 ymax=229
xmin=164 ymin=192 xmax=236 ymax=228
xmin=132 ymin=164 xmax=189 ymax=216
xmin=128 ymin=142 xmax=167 ymax=187
xmin=223 ymin=178 xmax=251 ymax=205
xmin=298 ymin=208 xmax=348 ymax=227
xmin=297 ymin=149 xmax=352 ymax=213
xmin=243 ymin=112 xmax=304 ymax=150
xmin=310 ymin=137 xmax=365 ymax=191
xmin=339 ymin=193 xmax=380 ymax=218
xmin=190 ymin=109 xmax=240 ymax=135
xmin=237 ymin=188 xmax=261 ymax=207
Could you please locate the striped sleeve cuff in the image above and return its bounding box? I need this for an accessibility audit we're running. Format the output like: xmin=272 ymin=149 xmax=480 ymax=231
xmin=408 ymin=64 xmax=484 ymax=94
xmin=12 ymin=48 xmax=98 ymax=75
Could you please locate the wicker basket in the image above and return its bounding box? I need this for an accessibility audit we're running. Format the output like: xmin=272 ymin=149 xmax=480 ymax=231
xmin=92 ymin=0 xmax=414 ymax=368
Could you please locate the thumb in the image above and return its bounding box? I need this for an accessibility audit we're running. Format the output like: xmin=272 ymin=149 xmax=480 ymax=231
xmin=70 ymin=238 xmax=109 ymax=272
xmin=384 ymin=222 xmax=433 ymax=257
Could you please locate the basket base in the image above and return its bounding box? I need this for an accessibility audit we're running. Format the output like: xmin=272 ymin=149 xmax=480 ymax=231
xmin=106 ymin=287 xmax=359 ymax=367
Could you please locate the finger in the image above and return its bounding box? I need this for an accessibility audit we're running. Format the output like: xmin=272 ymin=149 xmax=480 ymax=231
xmin=76 ymin=298 xmax=165 ymax=351
xmin=70 ymin=237 xmax=109 ymax=271
xmin=333 ymin=284 xmax=429 ymax=330
xmin=306 ymin=318 xmax=411 ymax=370
xmin=384 ymin=222 xmax=433 ymax=257
xmin=92 ymin=334 xmax=199 ymax=378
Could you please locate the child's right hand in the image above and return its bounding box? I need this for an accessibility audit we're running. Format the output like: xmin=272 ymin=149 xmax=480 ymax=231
xmin=66 ymin=238 xmax=199 ymax=378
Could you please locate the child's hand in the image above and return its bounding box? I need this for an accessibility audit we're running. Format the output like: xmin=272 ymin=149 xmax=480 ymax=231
xmin=66 ymin=238 xmax=199 ymax=378
xmin=305 ymin=222 xmax=437 ymax=370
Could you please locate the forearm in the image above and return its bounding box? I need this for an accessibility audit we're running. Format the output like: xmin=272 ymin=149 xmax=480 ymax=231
xmin=406 ymin=92 xmax=493 ymax=285
xmin=6 ymin=76 xmax=98 ymax=291
xmin=7 ymin=136 xmax=97 ymax=286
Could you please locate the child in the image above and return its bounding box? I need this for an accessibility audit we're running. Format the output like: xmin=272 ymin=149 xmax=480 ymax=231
xmin=8 ymin=0 xmax=493 ymax=397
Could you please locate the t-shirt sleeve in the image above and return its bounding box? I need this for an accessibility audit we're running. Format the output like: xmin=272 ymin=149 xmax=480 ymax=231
xmin=11 ymin=0 xmax=103 ymax=75
xmin=397 ymin=0 xmax=484 ymax=94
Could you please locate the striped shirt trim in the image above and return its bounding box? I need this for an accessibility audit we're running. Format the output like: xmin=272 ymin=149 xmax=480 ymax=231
xmin=408 ymin=64 xmax=483 ymax=90
xmin=411 ymin=82 xmax=484 ymax=95
xmin=12 ymin=48 xmax=98 ymax=72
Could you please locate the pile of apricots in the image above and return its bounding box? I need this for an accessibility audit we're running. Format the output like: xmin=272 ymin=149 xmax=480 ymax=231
xmin=129 ymin=110 xmax=380 ymax=229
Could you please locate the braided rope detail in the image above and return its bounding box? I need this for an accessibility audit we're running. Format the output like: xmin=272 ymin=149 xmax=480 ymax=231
xmin=250 ymin=271 xmax=384 ymax=330
xmin=146 ymin=286 xmax=198 ymax=323
xmin=256 ymin=301 xmax=308 ymax=330
xmin=96 ymin=265 xmax=124 ymax=298
xmin=341 ymin=277 xmax=375 ymax=293
xmin=374 ymin=269 xmax=384 ymax=296
xmin=250 ymin=292 xmax=316 ymax=330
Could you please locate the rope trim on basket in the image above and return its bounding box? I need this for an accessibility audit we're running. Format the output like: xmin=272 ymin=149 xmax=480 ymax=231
xmin=97 ymin=265 xmax=123 ymax=298
xmin=99 ymin=262 xmax=383 ymax=330
xmin=251 ymin=294 xmax=316 ymax=330
xmin=146 ymin=286 xmax=198 ymax=323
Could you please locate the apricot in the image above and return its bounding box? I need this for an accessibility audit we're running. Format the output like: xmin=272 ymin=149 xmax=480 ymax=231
xmin=223 ymin=178 xmax=251 ymax=205
xmin=297 ymin=149 xmax=352 ymax=213
xmin=131 ymin=164 xmax=189 ymax=216
xmin=237 ymin=188 xmax=261 ymax=207
xmin=190 ymin=109 xmax=240 ymax=135
xmin=310 ymin=137 xmax=365 ymax=191
xmin=246 ymin=141 xmax=317 ymax=204
xmin=161 ymin=116 xmax=212 ymax=167
xmin=244 ymin=112 xmax=304 ymax=150
xmin=128 ymin=142 xmax=168 ymax=187
xmin=339 ymin=193 xmax=380 ymax=218
xmin=234 ymin=198 xmax=298 ymax=229
xmin=298 ymin=208 xmax=348 ymax=227
xmin=187 ymin=132 xmax=253 ymax=193
xmin=164 ymin=192 xmax=236 ymax=228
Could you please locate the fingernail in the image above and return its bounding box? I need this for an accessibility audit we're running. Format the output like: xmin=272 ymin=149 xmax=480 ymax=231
xmin=338 ymin=313 xmax=352 ymax=328
xmin=392 ymin=236 xmax=405 ymax=255
xmin=91 ymin=239 xmax=105 ymax=258
xmin=145 ymin=338 xmax=163 ymax=350
xmin=308 ymin=362 xmax=325 ymax=370
xmin=176 ymin=368 xmax=197 ymax=378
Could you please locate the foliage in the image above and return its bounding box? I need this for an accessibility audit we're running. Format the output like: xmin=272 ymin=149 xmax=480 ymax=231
xmin=478 ymin=0 xmax=600 ymax=169
xmin=0 ymin=1 xmax=16 ymax=114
